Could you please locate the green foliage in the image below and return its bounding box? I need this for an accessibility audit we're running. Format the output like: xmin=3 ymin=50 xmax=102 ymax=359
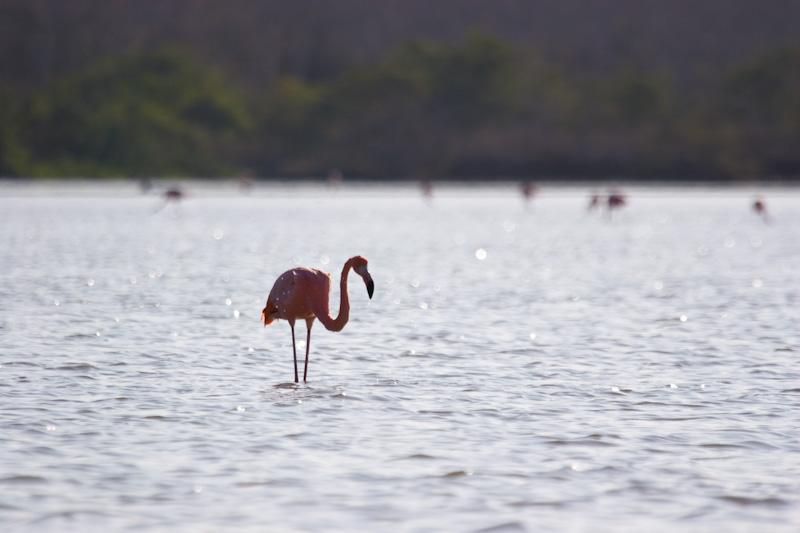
xmin=2 ymin=39 xmax=799 ymax=179
xmin=251 ymin=33 xmax=526 ymax=176
xmin=599 ymin=69 xmax=670 ymax=126
xmin=0 ymin=88 xmax=27 ymax=175
xmin=8 ymin=48 xmax=251 ymax=177
xmin=724 ymin=45 xmax=800 ymax=127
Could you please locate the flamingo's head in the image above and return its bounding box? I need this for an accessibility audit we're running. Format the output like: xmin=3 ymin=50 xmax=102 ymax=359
xmin=350 ymin=255 xmax=374 ymax=299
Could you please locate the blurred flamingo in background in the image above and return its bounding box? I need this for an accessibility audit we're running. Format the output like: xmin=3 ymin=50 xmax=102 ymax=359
xmin=262 ymin=256 xmax=375 ymax=383
xmin=420 ymin=180 xmax=434 ymax=204
xmin=153 ymin=185 xmax=185 ymax=215
xmin=753 ymin=196 xmax=772 ymax=224
xmin=587 ymin=191 xmax=601 ymax=212
xmin=327 ymin=169 xmax=343 ymax=189
xmin=607 ymin=190 xmax=627 ymax=213
xmin=237 ymin=169 xmax=254 ymax=193
xmin=163 ymin=186 xmax=184 ymax=202
xmin=520 ymin=181 xmax=539 ymax=206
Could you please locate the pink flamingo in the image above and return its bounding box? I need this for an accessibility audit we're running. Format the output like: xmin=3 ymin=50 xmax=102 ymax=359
xmin=154 ymin=185 xmax=185 ymax=215
xmin=520 ymin=181 xmax=539 ymax=205
xmin=261 ymin=256 xmax=374 ymax=383
xmin=420 ymin=180 xmax=434 ymax=203
xmin=753 ymin=196 xmax=772 ymax=224
xmin=327 ymin=169 xmax=343 ymax=189
xmin=163 ymin=186 xmax=184 ymax=202
xmin=607 ymin=190 xmax=627 ymax=212
xmin=587 ymin=191 xmax=601 ymax=212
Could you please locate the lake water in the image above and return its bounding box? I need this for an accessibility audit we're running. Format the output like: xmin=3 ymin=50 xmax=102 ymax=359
xmin=1 ymin=180 xmax=799 ymax=532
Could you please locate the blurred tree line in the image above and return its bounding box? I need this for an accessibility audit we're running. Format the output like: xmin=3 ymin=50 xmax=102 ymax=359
xmin=1 ymin=0 xmax=800 ymax=179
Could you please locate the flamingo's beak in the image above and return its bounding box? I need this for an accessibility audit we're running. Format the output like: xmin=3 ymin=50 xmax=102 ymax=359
xmin=366 ymin=277 xmax=374 ymax=299
xmin=357 ymin=265 xmax=374 ymax=299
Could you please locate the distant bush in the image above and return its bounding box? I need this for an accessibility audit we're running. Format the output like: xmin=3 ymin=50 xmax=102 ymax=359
xmin=7 ymin=48 xmax=251 ymax=177
xmin=2 ymin=38 xmax=799 ymax=179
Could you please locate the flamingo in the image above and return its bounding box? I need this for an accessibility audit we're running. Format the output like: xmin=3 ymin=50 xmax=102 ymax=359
xmin=327 ymin=169 xmax=343 ymax=189
xmin=153 ymin=185 xmax=185 ymax=215
xmin=520 ymin=181 xmax=539 ymax=205
xmin=420 ymin=180 xmax=434 ymax=204
xmin=753 ymin=196 xmax=772 ymax=224
xmin=607 ymin=190 xmax=627 ymax=211
xmin=587 ymin=191 xmax=601 ymax=212
xmin=261 ymin=256 xmax=375 ymax=383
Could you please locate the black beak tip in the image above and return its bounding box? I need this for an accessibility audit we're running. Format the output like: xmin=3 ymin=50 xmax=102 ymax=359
xmin=367 ymin=280 xmax=375 ymax=299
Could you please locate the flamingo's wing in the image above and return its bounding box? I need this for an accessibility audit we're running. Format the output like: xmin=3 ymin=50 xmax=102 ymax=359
xmin=265 ymin=268 xmax=331 ymax=324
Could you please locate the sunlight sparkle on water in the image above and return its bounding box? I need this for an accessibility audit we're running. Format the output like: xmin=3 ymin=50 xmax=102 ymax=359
xmin=3 ymin=184 xmax=799 ymax=533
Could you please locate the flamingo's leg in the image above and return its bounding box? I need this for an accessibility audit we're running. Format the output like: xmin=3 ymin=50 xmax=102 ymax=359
xmin=303 ymin=318 xmax=314 ymax=382
xmin=289 ymin=320 xmax=298 ymax=383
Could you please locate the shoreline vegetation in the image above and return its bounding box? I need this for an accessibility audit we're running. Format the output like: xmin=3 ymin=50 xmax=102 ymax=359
xmin=1 ymin=2 xmax=799 ymax=181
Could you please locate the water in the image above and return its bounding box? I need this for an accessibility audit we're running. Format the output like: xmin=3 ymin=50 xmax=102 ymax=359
xmin=1 ymin=181 xmax=799 ymax=532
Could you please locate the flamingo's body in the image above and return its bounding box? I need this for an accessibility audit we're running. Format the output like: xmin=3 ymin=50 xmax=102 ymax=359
xmin=262 ymin=256 xmax=374 ymax=382
xmin=607 ymin=191 xmax=627 ymax=211
xmin=163 ymin=187 xmax=184 ymax=202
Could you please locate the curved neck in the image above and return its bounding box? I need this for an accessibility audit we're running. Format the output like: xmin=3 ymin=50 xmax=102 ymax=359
xmin=317 ymin=260 xmax=352 ymax=332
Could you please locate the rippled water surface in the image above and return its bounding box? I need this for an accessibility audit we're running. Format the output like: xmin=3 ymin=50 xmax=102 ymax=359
xmin=1 ymin=181 xmax=799 ymax=532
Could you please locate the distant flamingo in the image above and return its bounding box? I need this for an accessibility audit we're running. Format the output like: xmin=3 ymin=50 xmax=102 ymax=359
xmin=420 ymin=180 xmax=434 ymax=203
xmin=163 ymin=186 xmax=184 ymax=202
xmin=153 ymin=185 xmax=185 ymax=215
xmin=607 ymin=190 xmax=627 ymax=212
xmin=587 ymin=191 xmax=601 ymax=212
xmin=753 ymin=196 xmax=772 ymax=224
xmin=237 ymin=169 xmax=254 ymax=193
xmin=520 ymin=181 xmax=539 ymax=205
xmin=327 ymin=169 xmax=343 ymax=189
xmin=262 ymin=256 xmax=375 ymax=383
